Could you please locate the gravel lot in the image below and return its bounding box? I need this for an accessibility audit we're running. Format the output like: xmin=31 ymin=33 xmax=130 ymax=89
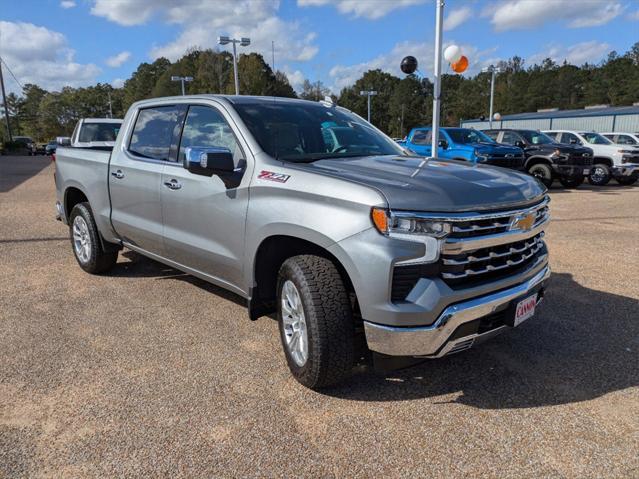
xmin=1 ymin=155 xmax=638 ymax=478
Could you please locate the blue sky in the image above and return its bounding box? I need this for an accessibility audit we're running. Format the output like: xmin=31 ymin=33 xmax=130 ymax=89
xmin=1 ymin=0 xmax=638 ymax=95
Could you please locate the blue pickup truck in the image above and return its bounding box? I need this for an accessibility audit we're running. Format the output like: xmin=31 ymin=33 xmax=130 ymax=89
xmin=398 ymin=127 xmax=525 ymax=170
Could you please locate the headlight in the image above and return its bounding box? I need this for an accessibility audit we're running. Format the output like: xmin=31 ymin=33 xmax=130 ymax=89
xmin=619 ymin=149 xmax=633 ymax=154
xmin=371 ymin=208 xmax=451 ymax=264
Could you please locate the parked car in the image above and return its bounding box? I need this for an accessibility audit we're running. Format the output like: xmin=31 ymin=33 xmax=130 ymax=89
xmin=13 ymin=136 xmax=37 ymax=155
xmin=397 ymin=127 xmax=526 ymax=170
xmin=544 ymin=130 xmax=639 ymax=186
xmin=35 ymin=142 xmax=47 ymax=155
xmin=70 ymin=118 xmax=123 ymax=148
xmin=600 ymin=132 xmax=639 ymax=146
xmin=45 ymin=140 xmax=58 ymax=156
xmin=55 ymin=95 xmax=550 ymax=389
xmin=483 ymin=129 xmax=593 ymax=188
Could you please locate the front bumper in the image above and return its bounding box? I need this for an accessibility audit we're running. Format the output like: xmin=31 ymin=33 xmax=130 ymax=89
xmin=553 ymin=164 xmax=590 ymax=177
xmin=363 ymin=265 xmax=550 ymax=357
xmin=613 ymin=163 xmax=639 ymax=177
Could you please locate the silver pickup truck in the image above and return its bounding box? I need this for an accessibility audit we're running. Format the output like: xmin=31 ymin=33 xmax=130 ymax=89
xmin=55 ymin=95 xmax=550 ymax=389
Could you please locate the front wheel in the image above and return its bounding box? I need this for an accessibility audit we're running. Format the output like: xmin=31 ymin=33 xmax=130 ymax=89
xmin=277 ymin=255 xmax=355 ymax=389
xmin=616 ymin=176 xmax=638 ymax=186
xmin=558 ymin=176 xmax=584 ymax=188
xmin=69 ymin=202 xmax=118 ymax=274
xmin=528 ymin=163 xmax=553 ymax=188
xmin=588 ymin=164 xmax=611 ymax=186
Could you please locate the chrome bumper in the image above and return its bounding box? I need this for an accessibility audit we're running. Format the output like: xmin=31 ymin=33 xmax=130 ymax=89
xmin=364 ymin=265 xmax=551 ymax=357
xmin=614 ymin=163 xmax=639 ymax=176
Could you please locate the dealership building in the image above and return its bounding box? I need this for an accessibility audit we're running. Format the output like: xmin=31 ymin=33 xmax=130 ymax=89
xmin=460 ymin=104 xmax=639 ymax=133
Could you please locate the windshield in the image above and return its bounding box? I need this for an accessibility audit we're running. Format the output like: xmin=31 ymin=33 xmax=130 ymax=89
xmin=232 ymin=101 xmax=406 ymax=162
xmin=445 ymin=128 xmax=495 ymax=144
xmin=79 ymin=122 xmax=121 ymax=143
xmin=519 ymin=130 xmax=555 ymax=145
xmin=580 ymin=132 xmax=611 ymax=145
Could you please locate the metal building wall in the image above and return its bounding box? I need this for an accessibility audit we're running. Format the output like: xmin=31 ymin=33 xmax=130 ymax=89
xmin=550 ymin=116 xmax=614 ymax=131
xmin=501 ymin=119 xmax=551 ymax=130
xmin=615 ymin=115 xmax=639 ymax=132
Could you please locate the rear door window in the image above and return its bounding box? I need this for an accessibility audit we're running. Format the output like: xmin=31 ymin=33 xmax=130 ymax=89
xmin=129 ymin=105 xmax=186 ymax=161
xmin=411 ymin=130 xmax=431 ymax=145
xmin=500 ymin=131 xmax=520 ymax=145
xmin=616 ymin=134 xmax=637 ymax=145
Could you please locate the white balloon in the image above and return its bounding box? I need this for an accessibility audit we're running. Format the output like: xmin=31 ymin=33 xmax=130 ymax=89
xmin=493 ymin=112 xmax=502 ymax=121
xmin=444 ymin=45 xmax=462 ymax=63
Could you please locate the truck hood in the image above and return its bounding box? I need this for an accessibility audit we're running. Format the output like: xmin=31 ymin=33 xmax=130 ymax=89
xmin=471 ymin=142 xmax=522 ymax=155
xmin=295 ymin=155 xmax=546 ymax=212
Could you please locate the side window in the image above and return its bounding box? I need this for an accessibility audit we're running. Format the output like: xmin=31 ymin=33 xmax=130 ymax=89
xmin=483 ymin=130 xmax=499 ymax=141
xmin=501 ymin=131 xmax=520 ymax=145
xmin=545 ymin=132 xmax=559 ymax=141
xmin=561 ymin=132 xmax=579 ymax=144
xmin=411 ymin=130 xmax=432 ymax=145
xmin=179 ymin=105 xmax=244 ymax=165
xmin=129 ymin=106 xmax=184 ymax=161
xmin=617 ymin=134 xmax=636 ymax=145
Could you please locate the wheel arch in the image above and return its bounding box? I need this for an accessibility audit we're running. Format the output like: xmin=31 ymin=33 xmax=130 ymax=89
xmin=592 ymin=156 xmax=614 ymax=168
xmin=248 ymin=234 xmax=358 ymax=321
xmin=63 ymin=186 xmax=89 ymax=221
xmin=525 ymin=156 xmax=553 ymax=170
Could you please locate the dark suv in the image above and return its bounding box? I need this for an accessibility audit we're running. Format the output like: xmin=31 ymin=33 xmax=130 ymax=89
xmin=484 ymin=129 xmax=593 ymax=188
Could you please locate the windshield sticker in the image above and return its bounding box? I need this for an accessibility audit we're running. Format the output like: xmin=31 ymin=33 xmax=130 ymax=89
xmin=258 ymin=170 xmax=291 ymax=183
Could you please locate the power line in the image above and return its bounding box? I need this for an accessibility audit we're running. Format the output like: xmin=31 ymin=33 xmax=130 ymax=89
xmin=0 ymin=57 xmax=23 ymax=90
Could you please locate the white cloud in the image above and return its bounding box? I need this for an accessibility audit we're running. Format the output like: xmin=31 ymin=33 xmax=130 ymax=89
xmin=281 ymin=67 xmax=306 ymax=92
xmin=444 ymin=6 xmax=473 ymax=31
xmin=328 ymin=40 xmax=491 ymax=92
xmin=60 ymin=0 xmax=76 ymax=8
xmin=485 ymin=0 xmax=623 ymax=31
xmin=527 ymin=41 xmax=611 ymax=66
xmin=298 ymin=0 xmax=425 ymax=20
xmin=111 ymin=78 xmax=126 ymax=88
xmin=91 ymin=0 xmax=318 ymax=63
xmin=105 ymin=51 xmax=131 ymax=67
xmin=0 ymin=21 xmax=100 ymax=93
xmin=629 ymin=9 xmax=639 ymax=20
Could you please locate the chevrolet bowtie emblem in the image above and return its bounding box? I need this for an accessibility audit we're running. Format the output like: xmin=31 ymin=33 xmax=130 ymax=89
xmin=511 ymin=212 xmax=536 ymax=231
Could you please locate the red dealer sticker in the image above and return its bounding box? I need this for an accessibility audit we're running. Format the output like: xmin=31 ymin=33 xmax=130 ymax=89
xmin=258 ymin=170 xmax=291 ymax=183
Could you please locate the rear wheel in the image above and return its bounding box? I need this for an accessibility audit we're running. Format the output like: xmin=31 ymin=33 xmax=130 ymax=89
xmin=277 ymin=255 xmax=355 ymax=389
xmin=616 ymin=176 xmax=638 ymax=186
xmin=69 ymin=202 xmax=118 ymax=274
xmin=528 ymin=163 xmax=553 ymax=188
xmin=558 ymin=175 xmax=584 ymax=188
xmin=588 ymin=164 xmax=611 ymax=186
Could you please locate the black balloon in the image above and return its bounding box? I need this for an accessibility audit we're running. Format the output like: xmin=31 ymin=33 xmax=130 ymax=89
xmin=400 ymin=56 xmax=418 ymax=74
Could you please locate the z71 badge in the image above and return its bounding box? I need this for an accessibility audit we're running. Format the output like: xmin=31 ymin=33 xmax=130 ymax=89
xmin=258 ymin=170 xmax=290 ymax=183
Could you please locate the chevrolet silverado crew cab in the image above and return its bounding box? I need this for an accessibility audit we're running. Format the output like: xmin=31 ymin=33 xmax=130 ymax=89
xmin=55 ymin=95 xmax=550 ymax=389
xmin=544 ymin=130 xmax=639 ymax=186
xmin=483 ymin=129 xmax=593 ymax=188
xmin=398 ymin=127 xmax=526 ymax=170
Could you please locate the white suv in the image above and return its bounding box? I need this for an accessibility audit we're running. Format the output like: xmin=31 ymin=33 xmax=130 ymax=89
xmin=544 ymin=130 xmax=639 ymax=186
xmin=601 ymin=132 xmax=639 ymax=147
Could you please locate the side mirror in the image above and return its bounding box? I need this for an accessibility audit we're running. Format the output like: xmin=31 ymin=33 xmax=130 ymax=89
xmin=438 ymin=139 xmax=448 ymax=149
xmin=184 ymin=146 xmax=236 ymax=177
xmin=57 ymin=137 xmax=71 ymax=147
xmin=515 ymin=140 xmax=526 ymax=148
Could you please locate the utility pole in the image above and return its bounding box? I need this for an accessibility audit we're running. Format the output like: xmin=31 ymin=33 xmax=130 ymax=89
xmin=359 ymin=90 xmax=378 ymax=123
xmin=107 ymin=91 xmax=113 ymax=119
xmin=272 ymin=41 xmax=275 ymax=72
xmin=431 ymin=0 xmax=444 ymax=155
xmin=0 ymin=57 xmax=12 ymax=142
xmin=482 ymin=65 xmax=501 ymax=128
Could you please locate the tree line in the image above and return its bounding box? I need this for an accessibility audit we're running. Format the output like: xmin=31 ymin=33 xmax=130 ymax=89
xmin=2 ymin=42 xmax=638 ymax=143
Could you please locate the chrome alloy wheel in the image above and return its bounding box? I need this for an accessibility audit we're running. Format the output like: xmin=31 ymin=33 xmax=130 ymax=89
xmin=281 ymin=280 xmax=308 ymax=367
xmin=72 ymin=216 xmax=91 ymax=264
xmin=590 ymin=166 xmax=607 ymax=183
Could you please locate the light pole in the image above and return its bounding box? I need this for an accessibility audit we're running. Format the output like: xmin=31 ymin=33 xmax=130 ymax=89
xmin=481 ymin=65 xmax=501 ymax=128
xmin=171 ymin=75 xmax=193 ymax=96
xmin=431 ymin=0 xmax=444 ymax=155
xmin=218 ymin=36 xmax=250 ymax=95
xmin=359 ymin=90 xmax=377 ymax=123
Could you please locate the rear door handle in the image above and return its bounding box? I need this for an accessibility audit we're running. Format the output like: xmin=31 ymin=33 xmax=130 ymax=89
xmin=163 ymin=179 xmax=182 ymax=190
xmin=111 ymin=169 xmax=124 ymax=179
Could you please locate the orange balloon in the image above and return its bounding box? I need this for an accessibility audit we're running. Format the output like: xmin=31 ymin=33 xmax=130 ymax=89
xmin=451 ymin=55 xmax=469 ymax=73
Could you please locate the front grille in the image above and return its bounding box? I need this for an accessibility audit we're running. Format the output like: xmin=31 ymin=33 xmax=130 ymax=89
xmin=440 ymin=233 xmax=546 ymax=288
xmin=486 ymin=155 xmax=525 ymax=168
xmin=448 ymin=203 xmax=549 ymax=240
xmin=568 ymin=154 xmax=593 ymax=166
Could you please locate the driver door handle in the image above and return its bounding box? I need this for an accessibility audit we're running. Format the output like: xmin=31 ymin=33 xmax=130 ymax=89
xmin=111 ymin=169 xmax=124 ymax=179
xmin=163 ymin=179 xmax=182 ymax=190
